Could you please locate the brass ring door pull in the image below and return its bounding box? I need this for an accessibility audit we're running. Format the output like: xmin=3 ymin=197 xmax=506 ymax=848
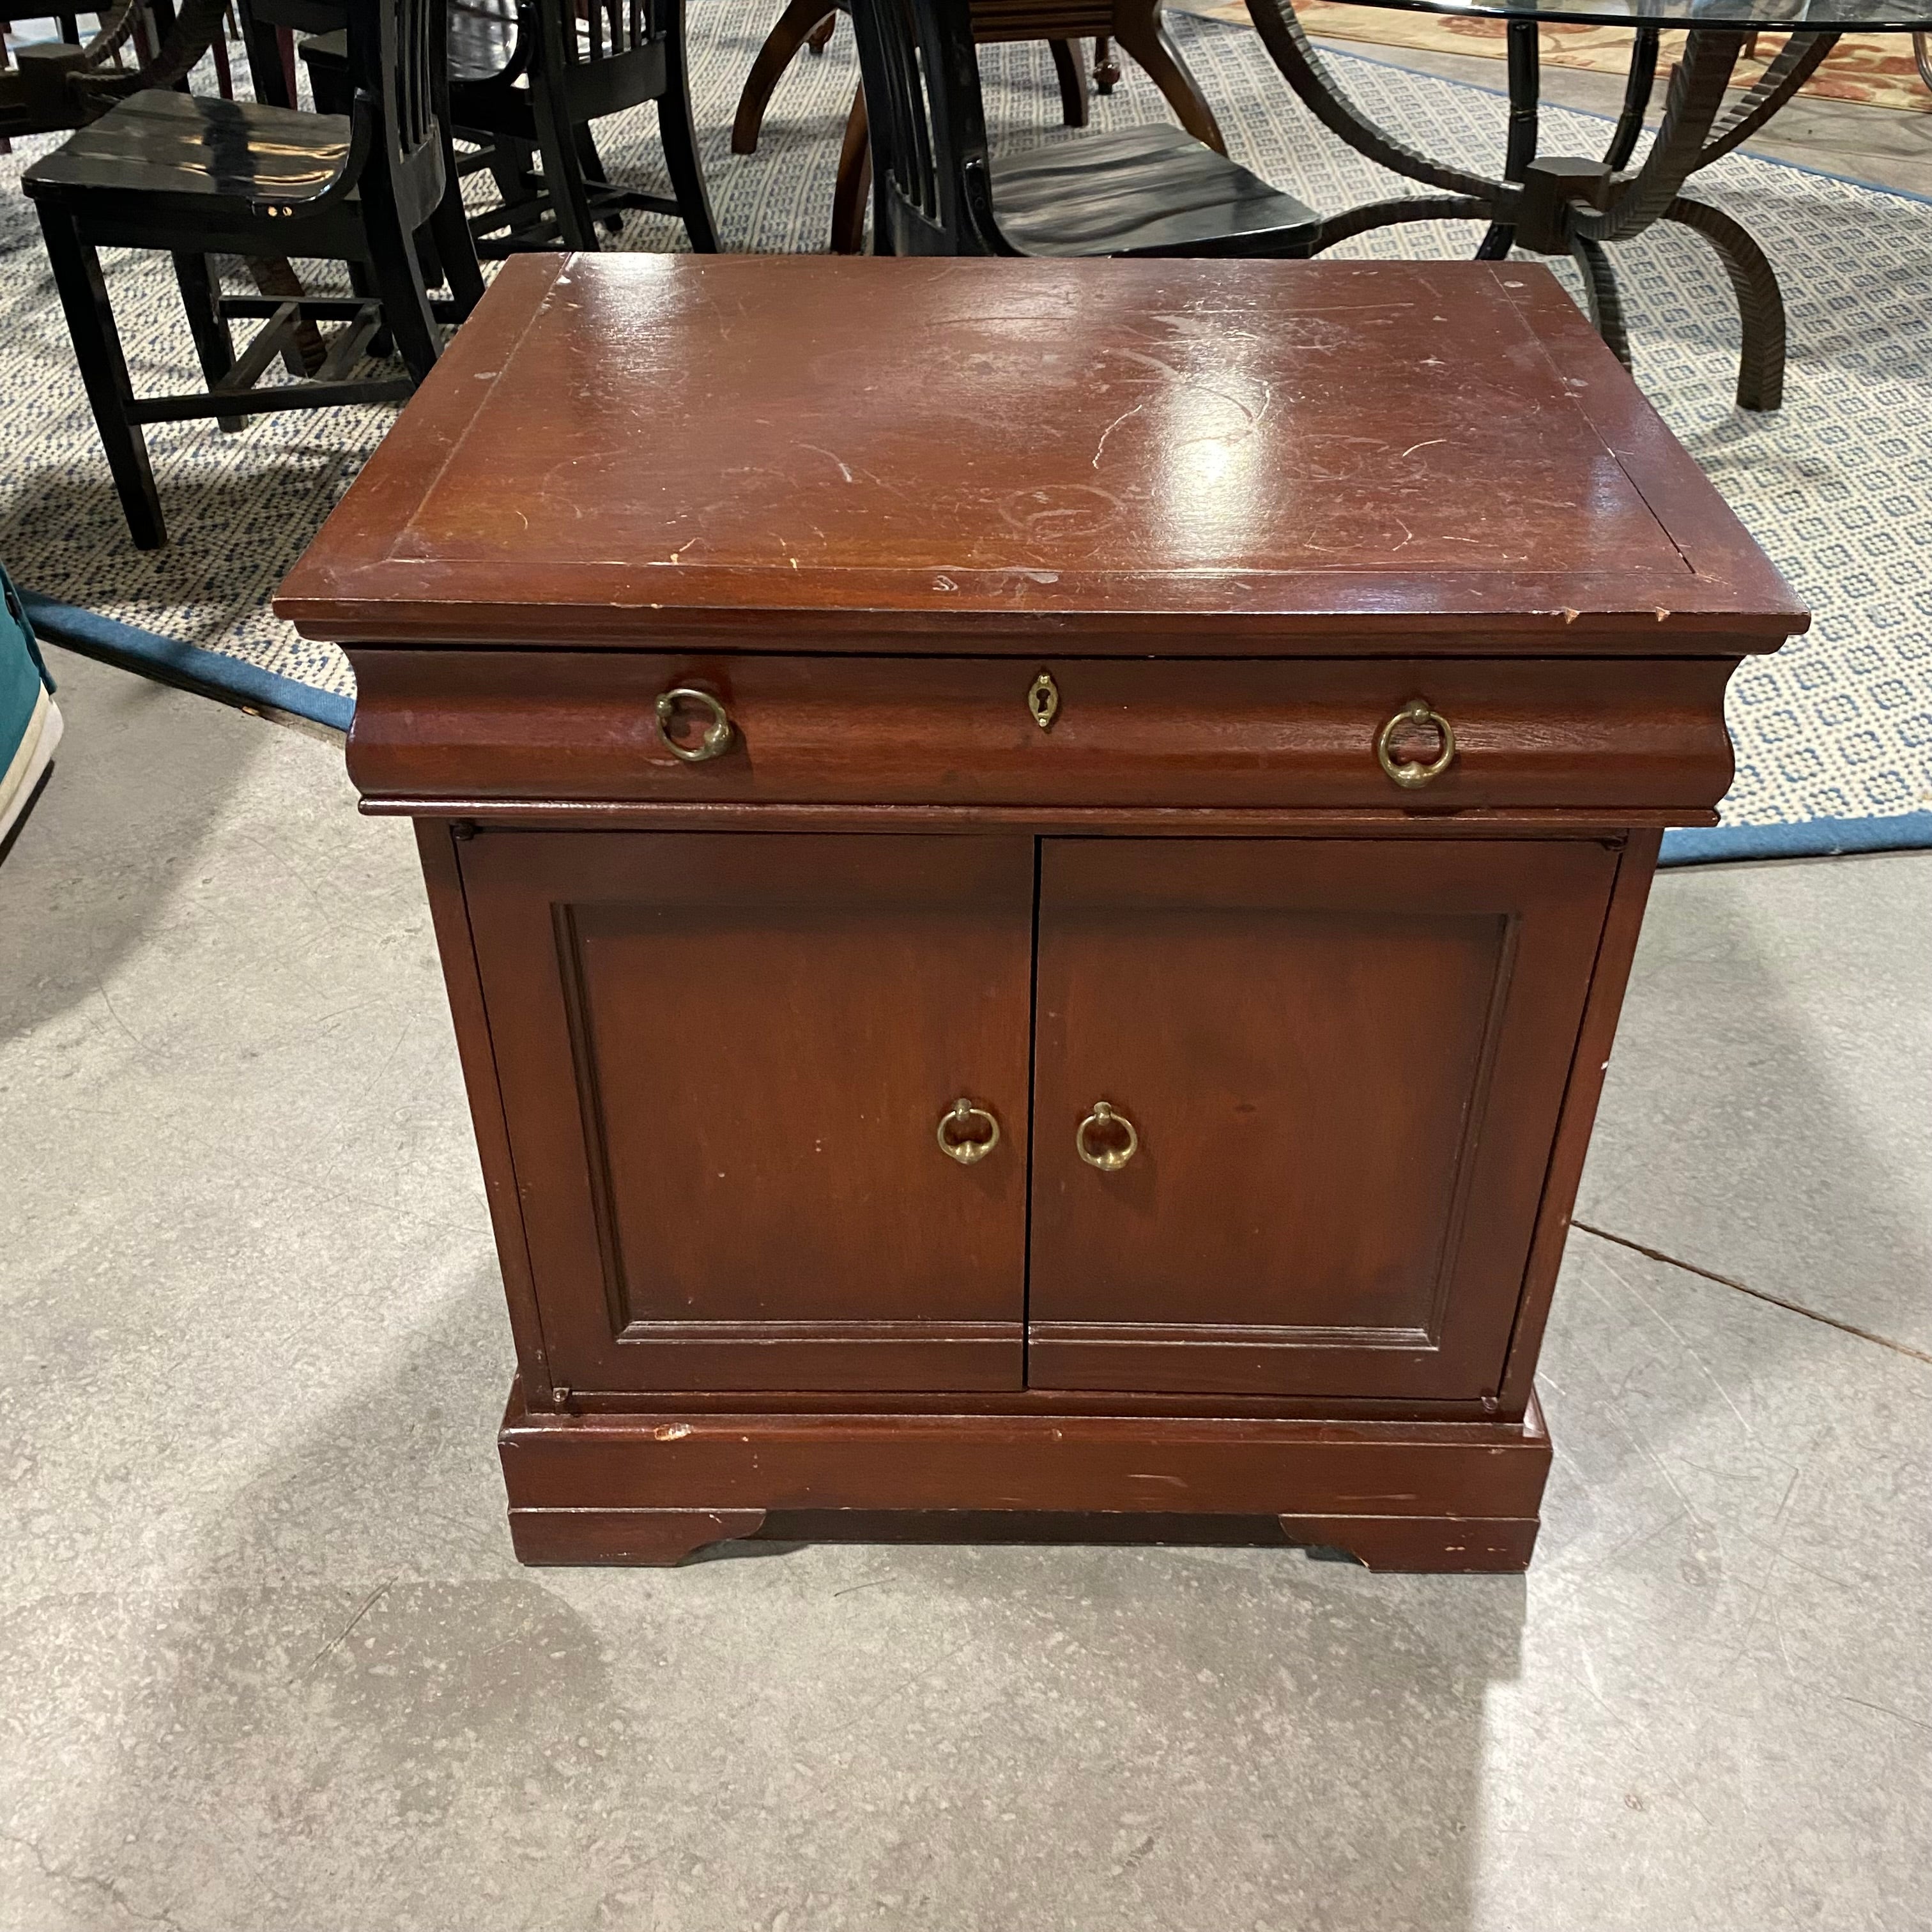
xmin=1076 ymin=1100 xmax=1138 ymax=1172
xmin=654 ymin=686 xmax=734 ymax=763
xmin=1376 ymin=698 xmax=1457 ymax=790
xmin=937 ymin=1098 xmax=1000 ymax=1165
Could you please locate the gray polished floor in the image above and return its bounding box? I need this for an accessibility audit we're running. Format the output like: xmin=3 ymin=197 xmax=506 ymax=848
xmin=3 ymin=648 xmax=1929 ymax=1932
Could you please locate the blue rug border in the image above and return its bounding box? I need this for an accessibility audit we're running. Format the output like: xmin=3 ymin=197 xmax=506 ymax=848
xmin=17 ymin=37 xmax=1929 ymax=858
xmin=20 ymin=592 xmax=353 ymax=733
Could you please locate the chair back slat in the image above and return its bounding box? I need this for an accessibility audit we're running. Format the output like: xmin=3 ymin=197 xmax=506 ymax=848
xmin=848 ymin=0 xmax=997 ymax=254
xmin=348 ymin=0 xmax=447 ymax=221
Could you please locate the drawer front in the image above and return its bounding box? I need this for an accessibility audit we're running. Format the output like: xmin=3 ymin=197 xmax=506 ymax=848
xmin=348 ymin=650 xmax=1736 ymax=811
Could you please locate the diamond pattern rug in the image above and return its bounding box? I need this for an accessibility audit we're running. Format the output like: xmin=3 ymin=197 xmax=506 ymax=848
xmin=1 ymin=6 xmax=1928 ymax=859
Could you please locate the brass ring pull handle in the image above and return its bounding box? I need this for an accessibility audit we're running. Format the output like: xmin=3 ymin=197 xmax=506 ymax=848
xmin=654 ymin=686 xmax=734 ymax=763
xmin=937 ymin=1098 xmax=1000 ymax=1165
xmin=1075 ymin=1100 xmax=1138 ymax=1172
xmin=1376 ymin=698 xmax=1457 ymax=790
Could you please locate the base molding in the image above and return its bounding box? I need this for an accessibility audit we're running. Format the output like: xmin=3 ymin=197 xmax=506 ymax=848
xmin=498 ymin=1381 xmax=1551 ymax=1572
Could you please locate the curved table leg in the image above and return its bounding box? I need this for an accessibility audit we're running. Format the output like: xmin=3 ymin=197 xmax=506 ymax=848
xmin=1112 ymin=0 xmax=1225 ymax=152
xmin=732 ymin=0 xmax=838 ymax=155
xmin=1245 ymin=0 xmax=1502 ymax=199
xmin=1568 ymin=234 xmax=1630 ymax=369
xmin=1305 ymin=194 xmax=1494 ymax=256
xmin=1698 ymin=28 xmax=1839 ymax=165
xmin=1245 ymin=4 xmax=1804 ymax=406
xmin=1664 ymin=194 xmax=1788 ymax=411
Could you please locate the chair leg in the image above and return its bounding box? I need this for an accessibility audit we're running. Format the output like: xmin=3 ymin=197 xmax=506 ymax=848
xmin=1110 ymin=0 xmax=1224 ymax=150
xmin=731 ymin=0 xmax=836 ymax=154
xmin=659 ymin=0 xmax=718 ymax=252
xmin=358 ymin=176 xmax=443 ymax=383
xmin=806 ymin=10 xmax=834 ymax=50
xmin=1049 ymin=38 xmax=1088 ymax=127
xmin=829 ymin=83 xmax=868 ymax=255
xmin=239 ymin=0 xmax=289 ymax=104
xmin=37 ymin=206 xmax=165 ymax=548
xmin=427 ymin=155 xmax=486 ymax=316
xmin=1092 ymin=33 xmax=1119 ymax=92
xmin=530 ymin=83 xmax=598 ymax=250
xmin=171 ymin=252 xmax=246 ymax=433
xmin=208 ymin=17 xmax=233 ymax=96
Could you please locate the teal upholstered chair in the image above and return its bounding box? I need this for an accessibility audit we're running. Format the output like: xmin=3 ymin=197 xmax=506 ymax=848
xmin=1 ymin=568 xmax=61 ymax=850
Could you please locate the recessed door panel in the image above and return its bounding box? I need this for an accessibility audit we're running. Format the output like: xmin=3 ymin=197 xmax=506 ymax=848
xmin=1027 ymin=839 xmax=1616 ymax=1399
xmin=461 ymin=832 xmax=1035 ymax=1393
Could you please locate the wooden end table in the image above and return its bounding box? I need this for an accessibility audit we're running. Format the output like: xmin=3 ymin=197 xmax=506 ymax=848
xmin=277 ymin=254 xmax=1804 ymax=1572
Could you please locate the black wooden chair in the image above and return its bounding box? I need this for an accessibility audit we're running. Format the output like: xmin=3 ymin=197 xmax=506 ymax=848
xmin=450 ymin=0 xmax=715 ymax=252
xmin=23 ymin=0 xmax=482 ymax=548
xmin=846 ymin=0 xmax=1316 ymax=256
xmin=305 ymin=0 xmax=716 ymax=252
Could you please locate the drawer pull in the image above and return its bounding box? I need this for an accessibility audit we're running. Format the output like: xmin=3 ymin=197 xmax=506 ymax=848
xmin=1028 ymin=670 xmax=1061 ymax=733
xmin=1376 ymin=698 xmax=1457 ymax=790
xmin=1076 ymin=1101 xmax=1138 ymax=1172
xmin=937 ymin=1098 xmax=1001 ymax=1166
xmin=654 ymin=686 xmax=734 ymax=763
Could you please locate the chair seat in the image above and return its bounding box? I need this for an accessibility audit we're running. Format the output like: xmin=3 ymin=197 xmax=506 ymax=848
xmin=22 ymin=88 xmax=353 ymax=208
xmin=304 ymin=6 xmax=515 ymax=88
xmin=990 ymin=123 xmax=1317 ymax=257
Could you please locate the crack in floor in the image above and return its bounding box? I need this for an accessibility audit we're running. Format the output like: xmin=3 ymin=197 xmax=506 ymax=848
xmin=1572 ymin=1220 xmax=1932 ymax=1369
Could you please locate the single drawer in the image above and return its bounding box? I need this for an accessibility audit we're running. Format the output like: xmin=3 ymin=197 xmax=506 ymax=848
xmin=346 ymin=650 xmax=1737 ymax=811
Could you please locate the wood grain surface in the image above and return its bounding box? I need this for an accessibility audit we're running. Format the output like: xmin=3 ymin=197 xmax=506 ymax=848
xmin=277 ymin=254 xmax=1806 ymax=648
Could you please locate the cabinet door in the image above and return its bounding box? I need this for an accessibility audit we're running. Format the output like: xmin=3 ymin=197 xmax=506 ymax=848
xmin=461 ymin=833 xmax=1034 ymax=1393
xmin=1027 ymin=839 xmax=1616 ymax=1399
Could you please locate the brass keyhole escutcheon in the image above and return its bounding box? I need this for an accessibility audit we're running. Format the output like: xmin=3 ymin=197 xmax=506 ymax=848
xmin=1028 ymin=670 xmax=1061 ymax=733
xmin=937 ymin=1098 xmax=1000 ymax=1165
xmin=1076 ymin=1100 xmax=1138 ymax=1172
xmin=654 ymin=686 xmax=735 ymax=763
xmin=1376 ymin=697 xmax=1457 ymax=790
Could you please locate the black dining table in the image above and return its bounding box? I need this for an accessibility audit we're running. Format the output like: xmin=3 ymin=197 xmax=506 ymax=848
xmin=1243 ymin=0 xmax=1932 ymax=409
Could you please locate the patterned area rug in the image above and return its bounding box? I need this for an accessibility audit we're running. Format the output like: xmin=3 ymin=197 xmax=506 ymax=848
xmin=1 ymin=7 xmax=1928 ymax=859
xmin=1175 ymin=4 xmax=1932 ymax=116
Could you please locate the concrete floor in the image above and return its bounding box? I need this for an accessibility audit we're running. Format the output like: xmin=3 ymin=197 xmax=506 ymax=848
xmin=3 ymin=648 xmax=1929 ymax=1930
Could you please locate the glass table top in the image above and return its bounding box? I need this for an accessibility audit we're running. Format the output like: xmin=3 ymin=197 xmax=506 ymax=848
xmin=1278 ymin=0 xmax=1932 ymax=31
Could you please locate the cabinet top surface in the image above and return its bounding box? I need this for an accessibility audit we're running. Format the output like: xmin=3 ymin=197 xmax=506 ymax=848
xmin=275 ymin=254 xmax=1804 ymax=652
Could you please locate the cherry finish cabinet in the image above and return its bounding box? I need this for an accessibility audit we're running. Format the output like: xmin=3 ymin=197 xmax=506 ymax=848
xmin=277 ymin=252 xmax=1806 ymax=1572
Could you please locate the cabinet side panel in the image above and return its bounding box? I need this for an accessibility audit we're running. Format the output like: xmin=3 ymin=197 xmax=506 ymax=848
xmin=1496 ymin=828 xmax=1662 ymax=1414
xmin=413 ymin=819 xmax=556 ymax=1402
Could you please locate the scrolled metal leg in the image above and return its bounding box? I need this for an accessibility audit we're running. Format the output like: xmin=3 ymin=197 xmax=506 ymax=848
xmin=1664 ymin=194 xmax=1787 ymax=411
xmin=1567 ymin=234 xmax=1630 ymax=369
xmin=1575 ymin=31 xmax=1747 ymax=244
xmin=1699 ymin=29 xmax=1838 ymax=166
xmin=1243 ymin=0 xmax=1499 ymax=200
xmin=1304 ymin=195 xmax=1495 ymax=256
